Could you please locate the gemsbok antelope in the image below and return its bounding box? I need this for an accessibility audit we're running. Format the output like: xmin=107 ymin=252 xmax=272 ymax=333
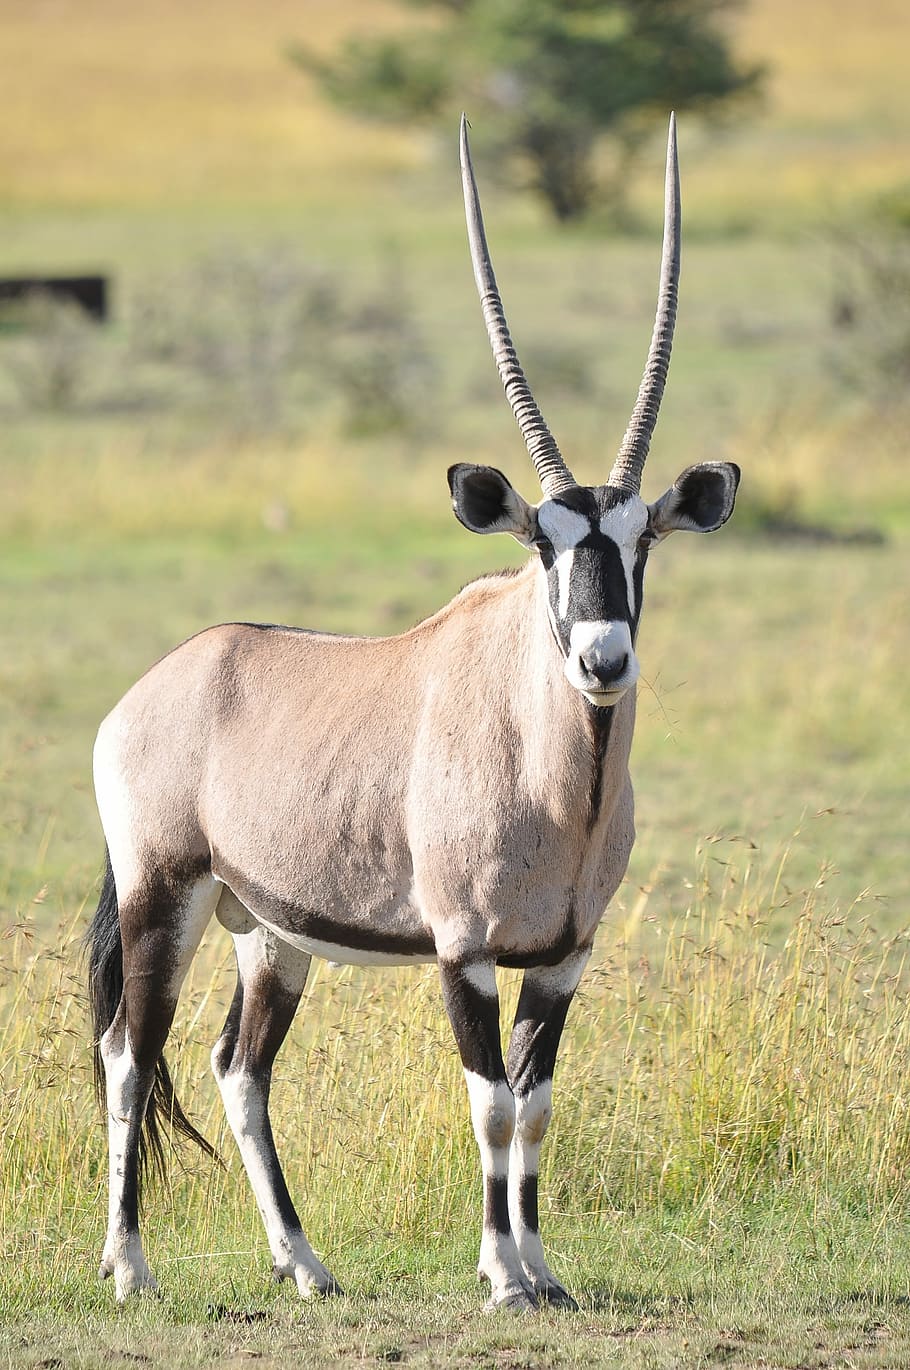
xmin=88 ymin=114 xmax=739 ymax=1312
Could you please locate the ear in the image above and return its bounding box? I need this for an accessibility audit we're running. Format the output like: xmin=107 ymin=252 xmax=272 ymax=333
xmin=447 ymin=464 xmax=536 ymax=544
xmin=649 ymin=462 xmax=740 ymax=538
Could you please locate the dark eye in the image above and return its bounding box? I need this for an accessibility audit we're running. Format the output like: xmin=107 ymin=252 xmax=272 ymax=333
xmin=532 ymin=531 xmax=555 ymax=566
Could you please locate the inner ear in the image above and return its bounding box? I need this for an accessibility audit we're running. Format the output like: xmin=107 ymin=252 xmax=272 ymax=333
xmin=650 ymin=462 xmax=740 ymax=536
xmin=448 ymin=464 xmax=536 ymax=542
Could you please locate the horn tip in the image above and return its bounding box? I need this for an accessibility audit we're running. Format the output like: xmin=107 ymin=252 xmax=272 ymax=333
xmin=460 ymin=113 xmax=472 ymax=169
xmin=666 ymin=112 xmax=680 ymax=196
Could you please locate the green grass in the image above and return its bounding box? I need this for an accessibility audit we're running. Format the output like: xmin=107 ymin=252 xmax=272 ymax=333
xmin=3 ymin=0 xmax=910 ymax=1362
xmin=6 ymin=1257 xmax=910 ymax=1368
xmin=7 ymin=1274 xmax=910 ymax=1370
xmin=4 ymin=870 xmax=910 ymax=1366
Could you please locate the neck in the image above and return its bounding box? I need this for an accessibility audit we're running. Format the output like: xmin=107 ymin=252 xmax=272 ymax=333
xmin=515 ymin=565 xmax=636 ymax=834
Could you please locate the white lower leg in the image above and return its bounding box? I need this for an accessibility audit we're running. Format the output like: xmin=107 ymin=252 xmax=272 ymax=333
xmin=214 ymin=1062 xmax=335 ymax=1297
xmin=99 ymin=1025 xmax=157 ymax=1301
xmin=508 ymin=1080 xmax=558 ymax=1289
xmin=464 ymin=1071 xmax=532 ymax=1304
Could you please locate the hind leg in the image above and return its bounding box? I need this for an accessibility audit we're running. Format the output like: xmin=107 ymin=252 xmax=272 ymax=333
xmin=211 ymin=893 xmax=340 ymax=1297
xmin=99 ymin=874 xmax=218 ymax=1300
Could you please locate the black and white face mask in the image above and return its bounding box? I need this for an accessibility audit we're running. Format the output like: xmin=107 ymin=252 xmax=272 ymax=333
xmin=449 ymin=461 xmax=741 ymax=708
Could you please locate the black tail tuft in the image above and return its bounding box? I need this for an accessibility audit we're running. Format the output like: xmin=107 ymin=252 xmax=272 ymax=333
xmin=86 ymin=849 xmax=221 ymax=1187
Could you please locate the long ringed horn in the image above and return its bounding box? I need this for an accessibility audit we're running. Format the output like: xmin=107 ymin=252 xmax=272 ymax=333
xmin=460 ymin=114 xmax=576 ymax=499
xmin=609 ymin=113 xmax=681 ymax=494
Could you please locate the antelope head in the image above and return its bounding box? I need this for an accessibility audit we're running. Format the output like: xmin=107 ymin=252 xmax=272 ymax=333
xmin=449 ymin=115 xmax=740 ymax=707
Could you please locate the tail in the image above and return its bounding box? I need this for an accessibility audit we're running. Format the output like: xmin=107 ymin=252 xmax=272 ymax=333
xmin=86 ymin=848 xmax=220 ymax=1182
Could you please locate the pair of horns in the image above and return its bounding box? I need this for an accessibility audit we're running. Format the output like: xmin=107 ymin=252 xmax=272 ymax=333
xmin=460 ymin=112 xmax=680 ymax=498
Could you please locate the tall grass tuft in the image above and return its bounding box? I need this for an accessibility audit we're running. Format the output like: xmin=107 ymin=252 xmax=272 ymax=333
xmin=556 ymin=853 xmax=910 ymax=1221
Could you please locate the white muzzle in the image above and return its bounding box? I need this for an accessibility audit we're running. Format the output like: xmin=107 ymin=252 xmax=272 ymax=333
xmin=564 ymin=620 xmax=639 ymax=706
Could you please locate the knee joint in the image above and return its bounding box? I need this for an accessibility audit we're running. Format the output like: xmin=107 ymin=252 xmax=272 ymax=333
xmin=467 ymin=1074 xmax=515 ymax=1152
xmin=484 ymin=1098 xmax=516 ymax=1150
xmin=515 ymin=1081 xmax=553 ymax=1147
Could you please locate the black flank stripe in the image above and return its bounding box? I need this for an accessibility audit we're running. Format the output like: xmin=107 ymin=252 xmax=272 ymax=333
xmin=212 ymin=853 xmax=436 ymax=959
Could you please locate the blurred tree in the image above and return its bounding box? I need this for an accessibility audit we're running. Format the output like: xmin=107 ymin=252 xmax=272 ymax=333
xmin=290 ymin=0 xmax=764 ymax=222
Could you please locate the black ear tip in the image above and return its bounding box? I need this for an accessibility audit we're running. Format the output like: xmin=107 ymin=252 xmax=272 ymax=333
xmin=728 ymin=462 xmax=742 ymax=490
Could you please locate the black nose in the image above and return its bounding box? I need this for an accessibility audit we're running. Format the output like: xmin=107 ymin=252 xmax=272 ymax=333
xmin=581 ymin=652 xmax=629 ymax=687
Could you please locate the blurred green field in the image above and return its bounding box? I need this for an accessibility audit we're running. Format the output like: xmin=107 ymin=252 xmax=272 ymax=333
xmin=2 ymin=0 xmax=910 ymax=1364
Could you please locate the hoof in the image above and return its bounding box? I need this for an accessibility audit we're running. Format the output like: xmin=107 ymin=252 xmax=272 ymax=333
xmin=483 ymin=1287 xmax=539 ymax=1315
xmin=535 ymin=1282 xmax=579 ymax=1311
xmin=98 ymin=1240 xmax=159 ymax=1301
xmin=116 ymin=1276 xmax=160 ymax=1303
xmin=272 ymin=1263 xmax=343 ymax=1298
xmin=315 ymin=1274 xmax=344 ymax=1298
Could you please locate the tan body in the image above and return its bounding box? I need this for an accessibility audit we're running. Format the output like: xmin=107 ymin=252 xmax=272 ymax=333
xmin=96 ymin=563 xmax=635 ymax=969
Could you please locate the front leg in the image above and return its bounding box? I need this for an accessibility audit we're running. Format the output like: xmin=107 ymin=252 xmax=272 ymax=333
xmin=505 ymin=949 xmax=591 ymax=1310
xmin=438 ymin=960 xmax=537 ymax=1313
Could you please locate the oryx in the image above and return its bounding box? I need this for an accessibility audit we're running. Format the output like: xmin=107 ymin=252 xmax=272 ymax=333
xmin=87 ymin=114 xmax=739 ymax=1312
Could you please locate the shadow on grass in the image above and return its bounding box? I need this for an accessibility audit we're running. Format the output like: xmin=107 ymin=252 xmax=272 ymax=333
xmin=824 ymin=1290 xmax=910 ymax=1310
xmin=583 ymin=1286 xmax=696 ymax=1319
